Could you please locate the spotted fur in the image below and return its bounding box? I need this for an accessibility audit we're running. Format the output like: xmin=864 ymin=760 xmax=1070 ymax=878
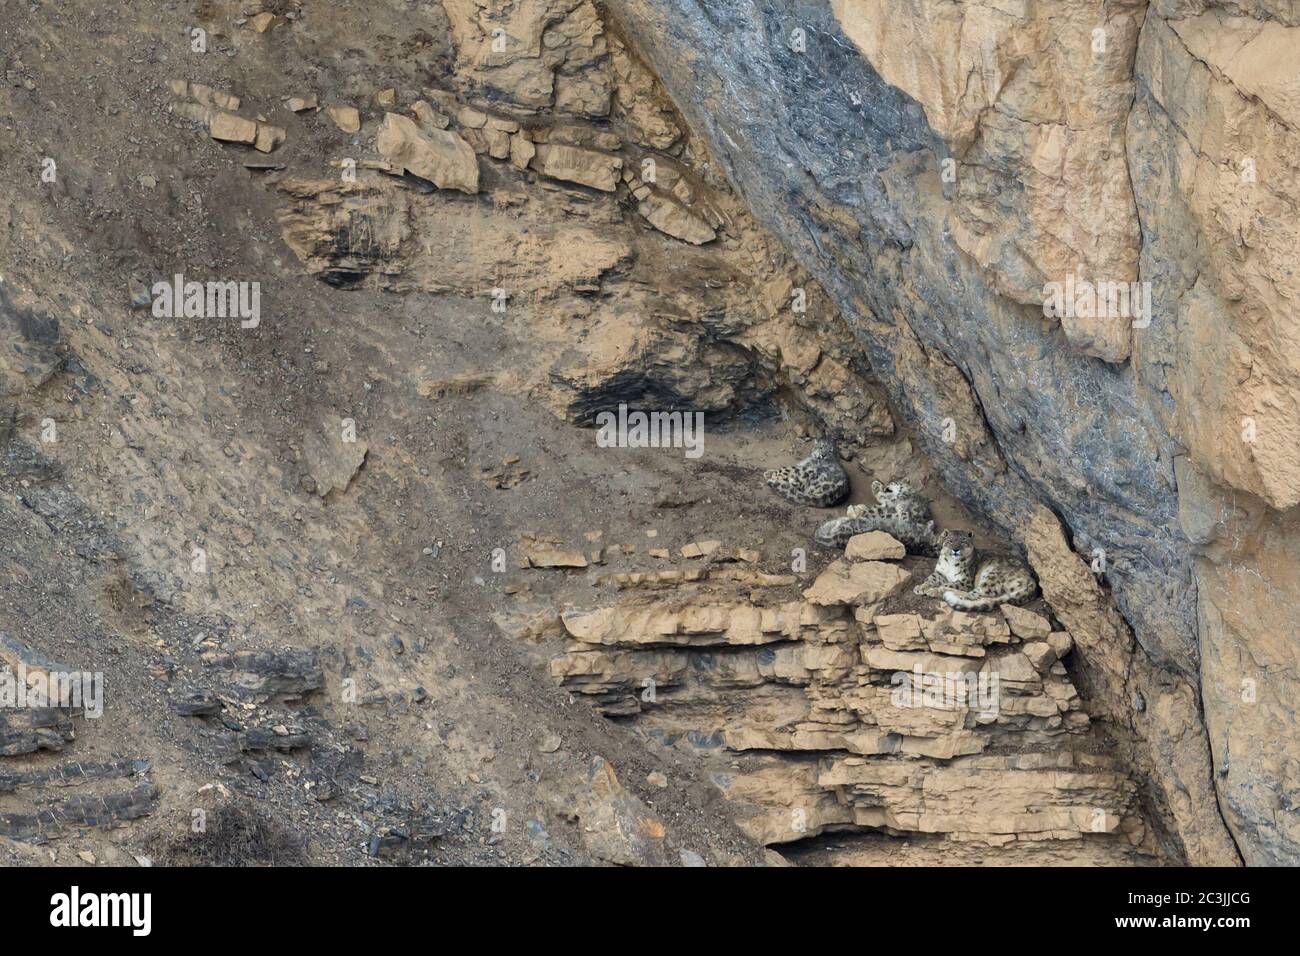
xmin=913 ymin=530 xmax=1037 ymax=610
xmin=764 ymin=439 xmax=849 ymax=508
xmin=814 ymin=478 xmax=938 ymax=554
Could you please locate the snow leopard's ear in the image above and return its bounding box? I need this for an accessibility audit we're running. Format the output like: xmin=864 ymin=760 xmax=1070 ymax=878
xmin=871 ymin=479 xmax=884 ymax=496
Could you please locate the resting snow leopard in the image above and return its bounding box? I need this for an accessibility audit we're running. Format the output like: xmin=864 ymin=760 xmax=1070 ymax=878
xmin=764 ymin=439 xmax=850 ymax=508
xmin=912 ymin=530 xmax=1037 ymax=611
xmin=814 ymin=478 xmax=938 ymax=554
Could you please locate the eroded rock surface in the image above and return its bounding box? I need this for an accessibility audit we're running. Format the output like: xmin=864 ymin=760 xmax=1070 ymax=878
xmin=552 ymin=553 xmax=1153 ymax=859
xmin=607 ymin=0 xmax=1299 ymax=865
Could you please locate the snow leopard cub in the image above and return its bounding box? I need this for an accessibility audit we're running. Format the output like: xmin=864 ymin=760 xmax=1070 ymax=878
xmin=764 ymin=439 xmax=850 ymax=508
xmin=814 ymin=478 xmax=938 ymax=554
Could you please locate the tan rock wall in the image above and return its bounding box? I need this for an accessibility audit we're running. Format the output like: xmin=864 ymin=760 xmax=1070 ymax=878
xmin=605 ymin=0 xmax=1300 ymax=863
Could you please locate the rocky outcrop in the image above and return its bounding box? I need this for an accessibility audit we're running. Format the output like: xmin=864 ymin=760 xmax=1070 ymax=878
xmin=551 ymin=551 xmax=1153 ymax=858
xmin=376 ymin=112 xmax=480 ymax=193
xmin=606 ymin=0 xmax=1300 ymax=864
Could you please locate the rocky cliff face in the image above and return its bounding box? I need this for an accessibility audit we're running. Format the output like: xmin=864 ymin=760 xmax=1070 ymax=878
xmin=605 ymin=0 xmax=1300 ymax=864
xmin=3 ymin=0 xmax=1294 ymax=867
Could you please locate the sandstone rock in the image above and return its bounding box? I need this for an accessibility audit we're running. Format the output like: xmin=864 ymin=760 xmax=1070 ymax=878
xmin=872 ymin=612 xmax=924 ymax=650
xmin=1023 ymin=505 xmax=1238 ymax=864
xmin=608 ymin=33 xmax=682 ymax=149
xmin=550 ymin=559 xmax=1132 ymax=856
xmin=844 ymin=531 xmax=905 ymax=561
xmin=532 ymin=143 xmax=621 ymax=192
xmin=286 ymin=94 xmax=317 ymax=112
xmin=562 ymin=599 xmax=834 ymax=647
xmin=326 ymin=104 xmax=360 ymax=133
xmin=303 ymin=416 xmax=367 ymax=498
xmin=522 ymin=536 xmax=588 ymax=569
xmin=249 ymin=11 xmax=279 ymax=33
xmin=209 ymin=112 xmax=257 ymax=145
xmin=575 ymin=757 xmax=668 ymax=866
xmin=679 ymin=540 xmax=720 ymax=558
xmin=1002 ymin=604 xmax=1050 ymax=640
xmin=254 ymin=123 xmax=285 ymax=153
xmin=1022 ymin=641 xmax=1057 ymax=674
xmin=441 ymin=0 xmax=612 ymax=117
xmin=1047 ymin=632 xmax=1073 ymax=659
xmin=832 ymin=0 xmax=1142 ymax=362
xmin=509 ymin=132 xmax=534 ymax=169
xmin=485 ymin=128 xmax=511 ymax=160
xmin=636 ymin=192 xmax=716 ymax=244
xmin=456 ymin=105 xmax=487 ymax=129
xmin=178 ymin=81 xmax=240 ymax=112
xmin=376 ymin=112 xmax=479 ymax=194
xmin=411 ymin=100 xmax=450 ymax=130
xmin=803 ymin=559 xmax=909 ymax=606
xmin=374 ymin=88 xmax=396 ymax=109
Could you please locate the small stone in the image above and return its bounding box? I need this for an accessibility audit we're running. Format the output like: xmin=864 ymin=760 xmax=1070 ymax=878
xmin=680 ymin=539 xmax=721 ymax=558
xmin=1002 ymin=603 xmax=1051 ymax=639
xmin=526 ymin=818 xmax=551 ymax=849
xmin=844 ymin=531 xmax=906 ymax=561
xmin=254 ymin=123 xmax=285 ymax=153
xmin=209 ymin=111 xmax=258 ymax=145
xmin=286 ymin=94 xmax=317 ymax=112
xmin=537 ymin=731 xmax=562 ymax=754
xmin=522 ymin=536 xmax=587 ymax=569
xmin=412 ymin=100 xmax=449 ymax=130
xmin=249 ymin=11 xmax=278 ymax=32
xmin=327 ymin=104 xmax=361 ymax=133
xmin=374 ymin=88 xmax=396 ymax=109
xmin=457 ymin=105 xmax=488 ymax=129
xmin=485 ymin=128 xmax=511 ymax=160
xmin=509 ymin=133 xmax=535 ymax=169
xmin=1022 ymin=640 xmax=1057 ymax=673
xmin=679 ymin=849 xmax=707 ymax=867
xmin=78 ymin=851 xmax=96 ymax=864
xmin=647 ymin=771 xmax=668 ymax=788
xmin=1046 ymin=631 xmax=1074 ymax=658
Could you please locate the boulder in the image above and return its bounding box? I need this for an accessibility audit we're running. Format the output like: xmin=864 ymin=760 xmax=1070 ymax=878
xmin=532 ymin=143 xmax=621 ymax=192
xmin=803 ymin=559 xmax=910 ymax=606
xmin=844 ymin=531 xmax=906 ymax=561
xmin=376 ymin=112 xmax=479 ymax=194
xmin=636 ymin=192 xmax=716 ymax=244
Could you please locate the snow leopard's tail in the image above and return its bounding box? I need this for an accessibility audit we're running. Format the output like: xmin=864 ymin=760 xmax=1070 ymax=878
xmin=942 ymin=578 xmax=1036 ymax=612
